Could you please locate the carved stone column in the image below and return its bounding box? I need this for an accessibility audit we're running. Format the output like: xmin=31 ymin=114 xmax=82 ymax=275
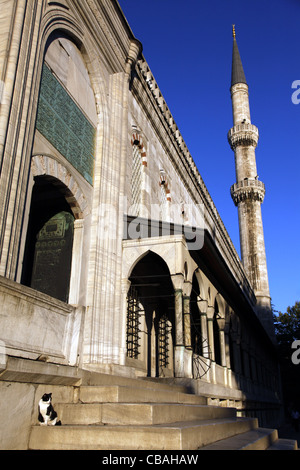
xmin=170 ymin=273 xmax=195 ymax=377
xmin=197 ymin=300 xmax=209 ymax=358
xmin=171 ymin=274 xmax=184 ymax=377
xmin=217 ymin=318 xmax=226 ymax=368
xmin=183 ymin=281 xmax=193 ymax=378
xmin=183 ymin=281 xmax=192 ymax=350
xmin=206 ymin=306 xmax=215 ymax=362
xmin=119 ymin=279 xmax=131 ymax=366
xmin=69 ymin=219 xmax=84 ymax=305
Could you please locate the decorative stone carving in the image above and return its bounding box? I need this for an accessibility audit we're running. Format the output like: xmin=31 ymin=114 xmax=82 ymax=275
xmin=230 ymin=178 xmax=265 ymax=206
xmin=228 ymin=123 xmax=259 ymax=150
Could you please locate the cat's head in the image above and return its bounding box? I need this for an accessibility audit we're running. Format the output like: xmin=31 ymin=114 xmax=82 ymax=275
xmin=41 ymin=393 xmax=52 ymax=402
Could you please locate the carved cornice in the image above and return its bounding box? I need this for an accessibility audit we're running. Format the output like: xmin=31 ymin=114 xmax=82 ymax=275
xmin=228 ymin=123 xmax=259 ymax=150
xmin=231 ymin=179 xmax=265 ymax=206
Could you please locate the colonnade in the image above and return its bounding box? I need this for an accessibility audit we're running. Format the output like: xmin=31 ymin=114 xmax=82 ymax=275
xmin=122 ymin=236 xmax=279 ymax=399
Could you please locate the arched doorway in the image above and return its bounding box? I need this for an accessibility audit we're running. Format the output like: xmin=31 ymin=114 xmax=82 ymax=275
xmin=21 ymin=176 xmax=75 ymax=303
xmin=126 ymin=252 xmax=175 ymax=377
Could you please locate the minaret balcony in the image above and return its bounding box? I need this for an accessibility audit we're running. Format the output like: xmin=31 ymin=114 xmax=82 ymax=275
xmin=228 ymin=123 xmax=259 ymax=150
xmin=231 ymin=178 xmax=265 ymax=206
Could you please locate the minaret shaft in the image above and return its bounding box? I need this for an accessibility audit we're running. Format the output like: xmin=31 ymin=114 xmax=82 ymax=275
xmin=228 ymin=29 xmax=274 ymax=339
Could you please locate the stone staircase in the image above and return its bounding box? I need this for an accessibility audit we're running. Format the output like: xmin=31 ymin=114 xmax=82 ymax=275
xmin=28 ymin=373 xmax=298 ymax=450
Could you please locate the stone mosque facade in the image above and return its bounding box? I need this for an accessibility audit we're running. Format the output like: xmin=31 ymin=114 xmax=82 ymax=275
xmin=0 ymin=0 xmax=285 ymax=450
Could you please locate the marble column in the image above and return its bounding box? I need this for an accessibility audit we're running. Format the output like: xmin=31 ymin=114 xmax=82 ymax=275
xmin=171 ymin=274 xmax=185 ymax=377
xmin=206 ymin=306 xmax=215 ymax=362
xmin=69 ymin=219 xmax=84 ymax=305
xmin=183 ymin=281 xmax=193 ymax=378
xmin=119 ymin=279 xmax=131 ymax=366
xmin=197 ymin=300 xmax=209 ymax=357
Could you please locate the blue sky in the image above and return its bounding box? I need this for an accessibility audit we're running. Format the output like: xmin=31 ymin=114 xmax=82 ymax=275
xmin=118 ymin=0 xmax=300 ymax=315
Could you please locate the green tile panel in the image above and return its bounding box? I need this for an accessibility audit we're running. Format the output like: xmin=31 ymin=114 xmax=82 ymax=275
xmin=36 ymin=63 xmax=95 ymax=185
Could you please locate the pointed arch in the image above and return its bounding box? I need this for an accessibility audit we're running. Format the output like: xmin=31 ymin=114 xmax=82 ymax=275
xmin=31 ymin=155 xmax=89 ymax=219
xmin=126 ymin=250 xmax=175 ymax=377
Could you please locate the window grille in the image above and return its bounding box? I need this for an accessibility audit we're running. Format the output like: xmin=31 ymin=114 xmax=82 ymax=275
xmin=126 ymin=287 xmax=143 ymax=359
xmin=158 ymin=314 xmax=171 ymax=369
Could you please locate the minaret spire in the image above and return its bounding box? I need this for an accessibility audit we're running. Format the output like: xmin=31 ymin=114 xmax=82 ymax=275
xmin=227 ymin=28 xmax=275 ymax=341
xmin=231 ymin=25 xmax=247 ymax=87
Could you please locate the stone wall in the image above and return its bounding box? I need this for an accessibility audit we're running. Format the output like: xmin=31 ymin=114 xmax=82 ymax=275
xmin=0 ymin=276 xmax=84 ymax=366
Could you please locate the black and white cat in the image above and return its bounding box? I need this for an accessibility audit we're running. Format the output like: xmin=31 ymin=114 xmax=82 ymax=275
xmin=38 ymin=393 xmax=61 ymax=426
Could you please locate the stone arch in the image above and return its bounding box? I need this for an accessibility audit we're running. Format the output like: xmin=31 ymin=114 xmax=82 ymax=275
xmin=125 ymin=250 xmax=175 ymax=377
xmin=126 ymin=249 xmax=152 ymax=280
xmin=125 ymin=246 xmax=178 ymax=283
xmin=31 ymin=155 xmax=89 ymax=219
xmin=21 ymin=172 xmax=77 ymax=302
xmin=215 ymin=293 xmax=226 ymax=319
xmin=123 ymin=238 xmax=188 ymax=283
xmin=192 ymin=269 xmax=207 ymax=301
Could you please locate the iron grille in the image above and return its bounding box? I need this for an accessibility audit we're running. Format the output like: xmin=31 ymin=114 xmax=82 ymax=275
xmin=158 ymin=314 xmax=171 ymax=369
xmin=191 ymin=313 xmax=212 ymax=379
xmin=126 ymin=287 xmax=143 ymax=359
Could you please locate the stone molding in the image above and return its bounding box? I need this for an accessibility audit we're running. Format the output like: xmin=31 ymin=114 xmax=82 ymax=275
xmin=31 ymin=155 xmax=89 ymax=219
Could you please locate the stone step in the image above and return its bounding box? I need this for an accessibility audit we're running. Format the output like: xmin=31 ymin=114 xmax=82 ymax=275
xmin=78 ymin=385 xmax=207 ymax=405
xmin=81 ymin=371 xmax=188 ymax=393
xmin=200 ymin=428 xmax=279 ymax=450
xmin=29 ymin=416 xmax=258 ymax=450
xmin=54 ymin=402 xmax=236 ymax=426
xmin=268 ymin=439 xmax=298 ymax=450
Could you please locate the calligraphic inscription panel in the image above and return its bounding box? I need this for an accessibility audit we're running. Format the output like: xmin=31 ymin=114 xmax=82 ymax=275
xmin=36 ymin=64 xmax=95 ymax=185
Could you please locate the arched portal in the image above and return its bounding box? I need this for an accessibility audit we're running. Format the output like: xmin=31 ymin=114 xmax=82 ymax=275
xmin=126 ymin=252 xmax=175 ymax=377
xmin=21 ymin=176 xmax=75 ymax=302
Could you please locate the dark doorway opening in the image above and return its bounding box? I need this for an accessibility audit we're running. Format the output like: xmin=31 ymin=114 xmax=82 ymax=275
xmin=127 ymin=252 xmax=175 ymax=377
xmin=22 ymin=176 xmax=75 ymax=303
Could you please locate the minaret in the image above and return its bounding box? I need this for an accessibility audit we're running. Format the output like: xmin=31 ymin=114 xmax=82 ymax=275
xmin=228 ymin=26 xmax=274 ymax=339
